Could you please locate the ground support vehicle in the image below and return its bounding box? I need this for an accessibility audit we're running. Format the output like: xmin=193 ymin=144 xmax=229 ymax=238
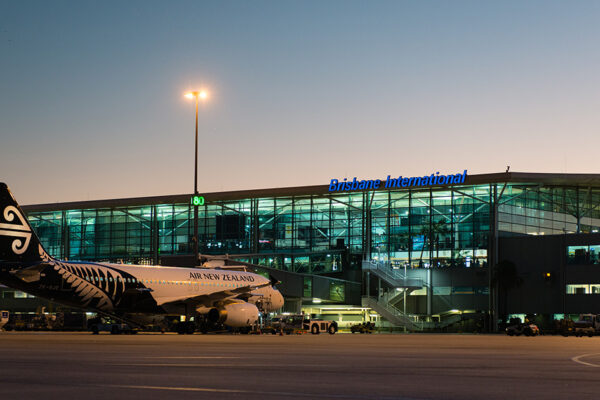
xmin=505 ymin=323 xmax=540 ymax=336
xmin=261 ymin=315 xmax=298 ymax=335
xmin=271 ymin=314 xmax=307 ymax=335
xmin=350 ymin=322 xmax=375 ymax=334
xmin=557 ymin=319 xmax=575 ymax=336
xmin=261 ymin=316 xmax=281 ymax=334
xmin=572 ymin=314 xmax=600 ymax=337
xmin=573 ymin=324 xmax=595 ymax=337
xmin=88 ymin=316 xmax=137 ymax=335
xmin=304 ymin=319 xmax=338 ymax=335
xmin=3 ymin=313 xmax=53 ymax=331
xmin=557 ymin=315 xmax=600 ymax=337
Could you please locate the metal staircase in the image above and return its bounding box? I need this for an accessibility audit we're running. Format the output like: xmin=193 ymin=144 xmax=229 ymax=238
xmin=362 ymin=260 xmax=423 ymax=289
xmin=380 ymin=288 xmax=414 ymax=308
xmin=362 ymin=260 xmax=425 ymax=330
xmin=361 ymin=296 xmax=422 ymax=331
xmin=362 ymin=260 xmax=458 ymax=330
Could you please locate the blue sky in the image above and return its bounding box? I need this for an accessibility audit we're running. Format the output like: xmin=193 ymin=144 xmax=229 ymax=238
xmin=1 ymin=1 xmax=599 ymax=204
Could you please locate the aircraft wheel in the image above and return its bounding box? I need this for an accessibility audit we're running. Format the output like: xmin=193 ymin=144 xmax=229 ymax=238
xmin=311 ymin=324 xmax=319 ymax=335
xmin=91 ymin=325 xmax=99 ymax=335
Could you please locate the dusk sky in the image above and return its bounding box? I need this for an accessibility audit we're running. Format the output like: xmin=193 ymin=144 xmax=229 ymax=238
xmin=1 ymin=1 xmax=600 ymax=205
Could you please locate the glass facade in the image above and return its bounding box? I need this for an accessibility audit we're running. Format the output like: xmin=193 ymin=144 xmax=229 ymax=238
xmin=497 ymin=185 xmax=600 ymax=236
xmin=25 ymin=181 xmax=600 ymax=275
xmin=567 ymin=244 xmax=600 ymax=265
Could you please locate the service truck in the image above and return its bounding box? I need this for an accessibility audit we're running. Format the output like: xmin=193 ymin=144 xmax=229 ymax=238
xmin=573 ymin=314 xmax=600 ymax=337
xmin=304 ymin=318 xmax=338 ymax=335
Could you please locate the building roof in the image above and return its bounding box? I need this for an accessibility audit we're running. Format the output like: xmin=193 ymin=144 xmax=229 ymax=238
xmin=22 ymin=171 xmax=600 ymax=212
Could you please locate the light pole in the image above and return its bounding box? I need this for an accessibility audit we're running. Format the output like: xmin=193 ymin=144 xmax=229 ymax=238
xmin=184 ymin=90 xmax=208 ymax=265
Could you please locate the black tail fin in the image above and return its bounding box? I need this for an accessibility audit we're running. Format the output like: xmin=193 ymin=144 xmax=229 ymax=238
xmin=0 ymin=183 xmax=46 ymax=264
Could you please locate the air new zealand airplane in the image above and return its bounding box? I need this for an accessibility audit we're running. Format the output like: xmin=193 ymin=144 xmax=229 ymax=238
xmin=0 ymin=183 xmax=283 ymax=332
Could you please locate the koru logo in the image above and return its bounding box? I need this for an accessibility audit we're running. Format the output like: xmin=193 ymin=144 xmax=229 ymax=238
xmin=0 ymin=206 xmax=32 ymax=255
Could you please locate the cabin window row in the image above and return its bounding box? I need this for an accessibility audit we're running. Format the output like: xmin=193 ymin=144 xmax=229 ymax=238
xmin=82 ymin=275 xmax=246 ymax=288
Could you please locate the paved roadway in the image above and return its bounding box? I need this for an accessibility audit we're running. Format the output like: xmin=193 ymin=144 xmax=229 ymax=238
xmin=0 ymin=332 xmax=599 ymax=399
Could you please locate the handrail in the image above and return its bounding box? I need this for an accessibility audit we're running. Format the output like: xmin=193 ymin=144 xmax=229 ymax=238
xmin=362 ymin=296 xmax=423 ymax=331
xmin=363 ymin=260 xmax=455 ymax=308
xmin=362 ymin=260 xmax=423 ymax=287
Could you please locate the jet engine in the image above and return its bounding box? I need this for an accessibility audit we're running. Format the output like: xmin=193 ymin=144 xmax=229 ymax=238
xmin=206 ymin=302 xmax=259 ymax=327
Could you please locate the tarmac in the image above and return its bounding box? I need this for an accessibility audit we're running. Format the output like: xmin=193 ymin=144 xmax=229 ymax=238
xmin=0 ymin=332 xmax=599 ymax=399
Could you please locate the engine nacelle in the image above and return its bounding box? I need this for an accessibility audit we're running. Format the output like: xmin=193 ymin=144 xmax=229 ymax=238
xmin=206 ymin=302 xmax=259 ymax=327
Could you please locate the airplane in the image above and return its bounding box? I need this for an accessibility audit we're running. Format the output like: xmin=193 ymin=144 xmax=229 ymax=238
xmin=0 ymin=183 xmax=284 ymax=333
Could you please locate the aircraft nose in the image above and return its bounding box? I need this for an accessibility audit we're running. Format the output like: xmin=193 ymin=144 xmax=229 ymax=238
xmin=274 ymin=290 xmax=284 ymax=309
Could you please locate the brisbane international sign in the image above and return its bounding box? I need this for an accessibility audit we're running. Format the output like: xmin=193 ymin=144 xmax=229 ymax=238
xmin=328 ymin=170 xmax=468 ymax=192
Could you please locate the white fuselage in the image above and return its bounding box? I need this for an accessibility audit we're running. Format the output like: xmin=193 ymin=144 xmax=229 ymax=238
xmin=99 ymin=263 xmax=284 ymax=312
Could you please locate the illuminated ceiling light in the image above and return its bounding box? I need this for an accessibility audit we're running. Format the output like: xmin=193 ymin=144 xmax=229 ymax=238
xmin=313 ymin=298 xmax=322 ymax=304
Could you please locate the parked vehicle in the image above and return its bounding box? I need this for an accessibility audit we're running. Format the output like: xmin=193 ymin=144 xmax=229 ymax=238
xmin=304 ymin=319 xmax=338 ymax=335
xmin=573 ymin=314 xmax=600 ymax=337
xmin=88 ymin=316 xmax=137 ymax=335
xmin=556 ymin=314 xmax=600 ymax=337
xmin=506 ymin=323 xmax=540 ymax=336
xmin=350 ymin=322 xmax=375 ymax=334
xmin=3 ymin=312 xmax=53 ymax=331
xmin=264 ymin=314 xmax=306 ymax=334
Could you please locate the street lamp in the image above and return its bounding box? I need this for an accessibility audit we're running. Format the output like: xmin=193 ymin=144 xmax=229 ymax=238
xmin=184 ymin=90 xmax=208 ymax=265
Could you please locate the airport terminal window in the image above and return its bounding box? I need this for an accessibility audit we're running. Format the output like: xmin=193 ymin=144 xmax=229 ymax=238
xmin=566 ymin=284 xmax=600 ymax=294
xmin=567 ymin=245 xmax=600 ymax=265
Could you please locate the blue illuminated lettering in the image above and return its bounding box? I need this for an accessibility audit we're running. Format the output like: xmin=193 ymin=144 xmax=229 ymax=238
xmin=385 ymin=175 xmax=395 ymax=188
xmin=327 ymin=170 xmax=467 ymax=192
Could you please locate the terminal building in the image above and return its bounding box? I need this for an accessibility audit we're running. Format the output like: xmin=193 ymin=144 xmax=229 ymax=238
xmin=3 ymin=171 xmax=600 ymax=331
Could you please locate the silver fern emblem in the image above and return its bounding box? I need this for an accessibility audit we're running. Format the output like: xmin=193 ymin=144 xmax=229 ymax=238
xmin=41 ymin=247 xmax=128 ymax=311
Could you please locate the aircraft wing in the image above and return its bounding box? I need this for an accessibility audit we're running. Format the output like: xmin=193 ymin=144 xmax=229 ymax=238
xmin=157 ymin=280 xmax=272 ymax=308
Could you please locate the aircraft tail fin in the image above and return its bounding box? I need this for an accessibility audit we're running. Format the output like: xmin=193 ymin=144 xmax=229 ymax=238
xmin=0 ymin=183 xmax=48 ymax=264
